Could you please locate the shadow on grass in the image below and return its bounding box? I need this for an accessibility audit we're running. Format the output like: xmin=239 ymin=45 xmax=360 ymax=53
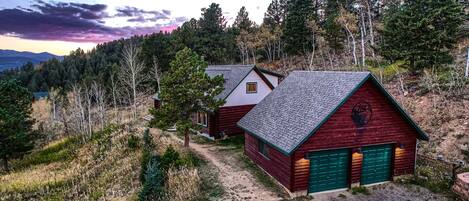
xmin=217 ymin=135 xmax=244 ymax=150
xmin=13 ymin=137 xmax=81 ymax=170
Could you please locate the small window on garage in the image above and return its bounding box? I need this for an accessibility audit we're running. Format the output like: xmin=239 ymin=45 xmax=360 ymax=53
xmin=246 ymin=82 xmax=257 ymax=93
xmin=258 ymin=139 xmax=269 ymax=158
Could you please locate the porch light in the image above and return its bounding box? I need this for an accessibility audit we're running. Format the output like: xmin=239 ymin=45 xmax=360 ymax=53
xmin=398 ymin=143 xmax=405 ymax=149
xmin=353 ymin=148 xmax=362 ymax=154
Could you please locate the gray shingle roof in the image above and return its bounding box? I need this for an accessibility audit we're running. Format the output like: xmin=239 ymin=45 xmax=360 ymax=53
xmin=205 ymin=65 xmax=255 ymax=100
xmin=237 ymin=71 xmax=428 ymax=155
xmin=238 ymin=71 xmax=369 ymax=154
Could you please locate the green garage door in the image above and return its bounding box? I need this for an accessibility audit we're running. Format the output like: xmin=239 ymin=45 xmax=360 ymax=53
xmin=307 ymin=149 xmax=350 ymax=193
xmin=361 ymin=144 xmax=393 ymax=185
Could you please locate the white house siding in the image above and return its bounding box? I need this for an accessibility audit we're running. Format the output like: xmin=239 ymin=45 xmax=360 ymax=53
xmin=262 ymin=73 xmax=279 ymax=87
xmin=223 ymin=70 xmax=273 ymax=107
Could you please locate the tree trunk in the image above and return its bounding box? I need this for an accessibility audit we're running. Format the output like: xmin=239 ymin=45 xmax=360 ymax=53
xmin=360 ymin=9 xmax=366 ymax=68
xmin=345 ymin=25 xmax=358 ymax=66
xmin=2 ymin=155 xmax=8 ymax=173
xmin=184 ymin=129 xmax=189 ymax=147
xmin=366 ymin=0 xmax=375 ymax=58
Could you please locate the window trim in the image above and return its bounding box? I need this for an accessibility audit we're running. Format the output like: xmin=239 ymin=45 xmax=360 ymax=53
xmin=196 ymin=112 xmax=208 ymax=127
xmin=246 ymin=82 xmax=258 ymax=94
xmin=258 ymin=139 xmax=270 ymax=159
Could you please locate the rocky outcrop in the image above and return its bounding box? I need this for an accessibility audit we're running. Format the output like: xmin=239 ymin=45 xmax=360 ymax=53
xmin=453 ymin=172 xmax=469 ymax=200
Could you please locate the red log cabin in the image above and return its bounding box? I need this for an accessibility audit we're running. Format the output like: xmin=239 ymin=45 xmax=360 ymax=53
xmin=152 ymin=65 xmax=283 ymax=139
xmin=237 ymin=71 xmax=429 ymax=196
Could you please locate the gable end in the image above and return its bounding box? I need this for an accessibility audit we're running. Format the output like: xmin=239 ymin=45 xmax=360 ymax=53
xmin=222 ymin=67 xmax=275 ymax=101
xmin=240 ymin=73 xmax=429 ymax=156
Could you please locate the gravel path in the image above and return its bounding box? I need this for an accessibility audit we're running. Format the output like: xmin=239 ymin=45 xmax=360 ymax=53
xmin=311 ymin=183 xmax=449 ymax=201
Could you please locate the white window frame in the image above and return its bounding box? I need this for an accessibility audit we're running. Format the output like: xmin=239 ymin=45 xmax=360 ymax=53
xmin=246 ymin=82 xmax=258 ymax=94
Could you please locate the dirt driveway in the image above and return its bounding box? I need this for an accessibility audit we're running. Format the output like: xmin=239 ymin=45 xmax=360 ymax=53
xmin=169 ymin=134 xmax=282 ymax=200
xmin=169 ymin=134 xmax=450 ymax=201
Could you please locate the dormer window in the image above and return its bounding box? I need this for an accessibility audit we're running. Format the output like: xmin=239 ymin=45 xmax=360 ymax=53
xmin=246 ymin=82 xmax=257 ymax=94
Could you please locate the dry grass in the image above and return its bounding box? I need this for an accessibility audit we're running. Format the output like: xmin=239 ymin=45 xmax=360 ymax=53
xmin=165 ymin=167 xmax=201 ymax=201
xmin=386 ymin=73 xmax=469 ymax=163
xmin=0 ymin=98 xmax=223 ymax=201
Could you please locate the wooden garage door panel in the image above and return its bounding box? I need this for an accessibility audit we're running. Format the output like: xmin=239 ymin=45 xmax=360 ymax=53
xmin=361 ymin=144 xmax=392 ymax=185
xmin=307 ymin=149 xmax=350 ymax=193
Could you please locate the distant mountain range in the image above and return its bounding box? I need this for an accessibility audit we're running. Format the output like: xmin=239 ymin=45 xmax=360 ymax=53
xmin=0 ymin=49 xmax=63 ymax=71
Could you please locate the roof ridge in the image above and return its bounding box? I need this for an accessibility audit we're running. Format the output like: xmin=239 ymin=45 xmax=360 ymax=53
xmin=291 ymin=70 xmax=370 ymax=73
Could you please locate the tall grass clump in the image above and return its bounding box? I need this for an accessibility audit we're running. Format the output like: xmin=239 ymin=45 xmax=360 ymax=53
xmin=165 ymin=167 xmax=201 ymax=201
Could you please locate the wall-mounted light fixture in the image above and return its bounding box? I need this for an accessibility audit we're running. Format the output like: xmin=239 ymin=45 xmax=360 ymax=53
xmin=353 ymin=147 xmax=362 ymax=154
xmin=398 ymin=143 xmax=405 ymax=149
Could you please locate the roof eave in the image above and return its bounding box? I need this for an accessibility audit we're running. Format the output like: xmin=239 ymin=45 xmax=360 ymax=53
xmin=236 ymin=122 xmax=292 ymax=156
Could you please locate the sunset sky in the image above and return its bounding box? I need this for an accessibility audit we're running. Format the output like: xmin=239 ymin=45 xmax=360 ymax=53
xmin=0 ymin=0 xmax=270 ymax=55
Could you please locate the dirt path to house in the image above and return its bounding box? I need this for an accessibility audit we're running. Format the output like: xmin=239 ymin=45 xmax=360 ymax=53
xmin=169 ymin=134 xmax=282 ymax=201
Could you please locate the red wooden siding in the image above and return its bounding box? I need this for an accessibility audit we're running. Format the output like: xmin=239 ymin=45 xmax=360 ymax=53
xmin=217 ymin=104 xmax=256 ymax=136
xmin=245 ymin=133 xmax=292 ymax=190
xmin=153 ymin=100 xmax=161 ymax=109
xmin=192 ymin=104 xmax=256 ymax=138
xmin=291 ymin=80 xmax=419 ymax=192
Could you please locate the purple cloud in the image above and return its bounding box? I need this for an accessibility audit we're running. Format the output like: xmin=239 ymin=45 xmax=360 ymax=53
xmin=32 ymin=1 xmax=108 ymax=20
xmin=115 ymin=6 xmax=169 ymax=22
xmin=0 ymin=1 xmax=185 ymax=43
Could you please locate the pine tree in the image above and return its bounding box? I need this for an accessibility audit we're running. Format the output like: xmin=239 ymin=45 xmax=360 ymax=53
xmin=0 ymin=79 xmax=35 ymax=172
xmin=323 ymin=0 xmax=347 ymax=52
xmin=283 ymin=0 xmax=315 ymax=55
xmin=380 ymin=0 xmax=464 ymax=70
xmin=234 ymin=6 xmax=254 ymax=32
xmin=263 ymin=0 xmax=287 ymax=29
xmin=150 ymin=48 xmax=224 ymax=147
xmin=172 ymin=18 xmax=198 ymax=51
xmin=195 ymin=3 xmax=230 ymax=64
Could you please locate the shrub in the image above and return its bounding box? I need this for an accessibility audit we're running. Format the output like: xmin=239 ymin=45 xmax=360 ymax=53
xmin=140 ymin=149 xmax=151 ymax=184
xmin=127 ymin=135 xmax=139 ymax=150
xmin=351 ymin=186 xmax=370 ymax=195
xmin=139 ymin=157 xmax=165 ymax=201
xmin=161 ymin=145 xmax=181 ymax=170
xmin=403 ymin=165 xmax=452 ymax=194
xmin=143 ymin=128 xmax=154 ymax=149
xmin=140 ymin=128 xmax=156 ymax=183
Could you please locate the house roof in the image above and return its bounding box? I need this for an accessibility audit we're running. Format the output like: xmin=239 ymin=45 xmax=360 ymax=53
xmin=237 ymin=71 xmax=429 ymax=156
xmin=33 ymin=91 xmax=48 ymax=100
xmin=206 ymin=65 xmax=278 ymax=100
xmin=152 ymin=93 xmax=160 ymax=100
xmin=152 ymin=65 xmax=282 ymax=102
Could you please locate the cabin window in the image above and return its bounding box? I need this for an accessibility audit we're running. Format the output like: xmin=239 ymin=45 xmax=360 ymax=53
xmin=246 ymin=82 xmax=257 ymax=93
xmin=258 ymin=139 xmax=269 ymax=158
xmin=197 ymin=112 xmax=208 ymax=127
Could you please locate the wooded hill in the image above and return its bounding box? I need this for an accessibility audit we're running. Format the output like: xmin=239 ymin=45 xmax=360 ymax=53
xmin=1 ymin=0 xmax=466 ymax=94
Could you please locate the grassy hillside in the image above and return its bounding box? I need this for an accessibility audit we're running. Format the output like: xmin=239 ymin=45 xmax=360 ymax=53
xmin=0 ymin=100 xmax=223 ymax=200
